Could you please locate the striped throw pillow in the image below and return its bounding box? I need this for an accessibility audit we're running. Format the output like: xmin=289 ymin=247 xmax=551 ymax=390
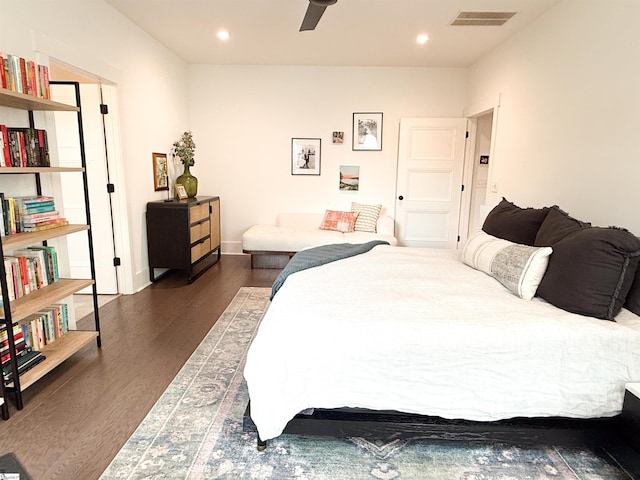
xmin=351 ymin=203 xmax=382 ymax=233
xmin=461 ymin=230 xmax=552 ymax=300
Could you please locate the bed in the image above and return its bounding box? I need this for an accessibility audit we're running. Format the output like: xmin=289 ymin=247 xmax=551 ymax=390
xmin=243 ymin=200 xmax=640 ymax=448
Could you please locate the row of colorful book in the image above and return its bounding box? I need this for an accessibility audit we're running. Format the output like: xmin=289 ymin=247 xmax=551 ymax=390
xmin=0 ymin=195 xmax=68 ymax=237
xmin=2 ymin=245 xmax=59 ymax=306
xmin=0 ymin=52 xmax=51 ymax=99
xmin=0 ymin=125 xmax=50 ymax=167
xmin=1 ymin=304 xmax=68 ymax=382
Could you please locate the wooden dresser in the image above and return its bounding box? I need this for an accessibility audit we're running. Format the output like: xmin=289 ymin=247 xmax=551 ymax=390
xmin=146 ymin=195 xmax=221 ymax=282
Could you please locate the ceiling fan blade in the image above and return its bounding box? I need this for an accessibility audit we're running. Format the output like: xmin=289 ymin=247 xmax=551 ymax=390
xmin=300 ymin=3 xmax=327 ymax=31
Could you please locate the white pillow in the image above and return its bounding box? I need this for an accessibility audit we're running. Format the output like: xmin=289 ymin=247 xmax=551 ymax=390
xmin=461 ymin=230 xmax=553 ymax=300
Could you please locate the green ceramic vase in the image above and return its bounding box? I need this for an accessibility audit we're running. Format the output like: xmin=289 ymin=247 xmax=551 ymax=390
xmin=176 ymin=163 xmax=198 ymax=198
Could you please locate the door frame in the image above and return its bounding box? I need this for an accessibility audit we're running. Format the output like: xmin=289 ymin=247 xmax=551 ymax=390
xmin=33 ymin=31 xmax=134 ymax=294
xmin=458 ymin=93 xmax=501 ymax=245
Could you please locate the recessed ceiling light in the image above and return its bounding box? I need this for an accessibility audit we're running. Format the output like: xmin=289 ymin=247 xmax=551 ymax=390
xmin=217 ymin=30 xmax=230 ymax=41
xmin=416 ymin=34 xmax=429 ymax=45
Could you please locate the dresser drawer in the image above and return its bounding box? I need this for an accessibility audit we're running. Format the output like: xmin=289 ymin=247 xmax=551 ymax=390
xmin=189 ymin=202 xmax=210 ymax=223
xmin=190 ymin=220 xmax=210 ymax=243
xmin=191 ymin=237 xmax=212 ymax=263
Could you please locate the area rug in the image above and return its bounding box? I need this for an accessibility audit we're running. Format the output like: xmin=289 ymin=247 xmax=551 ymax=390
xmin=0 ymin=452 xmax=32 ymax=479
xmin=100 ymin=287 xmax=638 ymax=480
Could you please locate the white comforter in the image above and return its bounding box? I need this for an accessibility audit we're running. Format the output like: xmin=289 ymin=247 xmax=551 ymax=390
xmin=243 ymin=245 xmax=640 ymax=441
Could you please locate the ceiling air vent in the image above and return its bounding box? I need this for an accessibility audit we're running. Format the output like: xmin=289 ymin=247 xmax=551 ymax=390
xmin=451 ymin=11 xmax=516 ymax=26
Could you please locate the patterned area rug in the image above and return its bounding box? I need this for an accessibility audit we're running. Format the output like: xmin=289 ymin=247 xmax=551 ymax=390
xmin=100 ymin=287 xmax=638 ymax=480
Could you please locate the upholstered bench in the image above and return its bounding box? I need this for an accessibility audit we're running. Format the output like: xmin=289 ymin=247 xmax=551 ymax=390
xmin=242 ymin=207 xmax=397 ymax=268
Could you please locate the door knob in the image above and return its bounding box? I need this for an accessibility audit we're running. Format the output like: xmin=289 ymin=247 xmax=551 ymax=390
xmin=398 ymin=195 xmax=404 ymax=200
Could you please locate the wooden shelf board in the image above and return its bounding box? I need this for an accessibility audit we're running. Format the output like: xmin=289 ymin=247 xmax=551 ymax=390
xmin=2 ymin=278 xmax=94 ymax=321
xmin=2 ymin=224 xmax=89 ymax=250
xmin=11 ymin=330 xmax=98 ymax=390
xmin=0 ymin=166 xmax=84 ymax=174
xmin=0 ymin=88 xmax=79 ymax=112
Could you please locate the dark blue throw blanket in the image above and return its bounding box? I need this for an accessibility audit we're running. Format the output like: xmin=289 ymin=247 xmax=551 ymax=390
xmin=270 ymin=240 xmax=389 ymax=300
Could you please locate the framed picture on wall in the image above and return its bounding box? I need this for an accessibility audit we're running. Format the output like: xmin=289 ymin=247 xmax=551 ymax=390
xmin=480 ymin=155 xmax=489 ymax=165
xmin=152 ymin=152 xmax=169 ymax=191
xmin=339 ymin=165 xmax=360 ymax=191
xmin=352 ymin=112 xmax=383 ymax=151
xmin=291 ymin=138 xmax=321 ymax=175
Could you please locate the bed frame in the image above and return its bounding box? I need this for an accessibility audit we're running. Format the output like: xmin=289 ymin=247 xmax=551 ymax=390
xmin=243 ymin=402 xmax=625 ymax=451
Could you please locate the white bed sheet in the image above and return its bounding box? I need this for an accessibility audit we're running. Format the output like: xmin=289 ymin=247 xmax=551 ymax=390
xmin=243 ymin=245 xmax=640 ymax=441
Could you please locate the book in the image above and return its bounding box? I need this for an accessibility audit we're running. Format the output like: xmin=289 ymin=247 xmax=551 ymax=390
xmin=7 ymin=129 xmax=22 ymax=167
xmin=26 ymin=60 xmax=37 ymax=97
xmin=0 ymin=124 xmax=10 ymax=167
xmin=37 ymin=128 xmax=50 ymax=165
xmin=12 ymin=248 xmax=48 ymax=290
xmin=2 ymin=257 xmax=15 ymax=303
xmin=20 ymin=211 xmax=61 ymax=222
xmin=18 ymin=57 xmax=28 ymax=94
xmin=2 ymin=348 xmax=45 ymax=382
xmin=7 ymin=55 xmax=20 ymax=93
xmin=19 ymin=195 xmax=54 ymax=205
xmin=22 ymin=219 xmax=69 ymax=232
xmin=0 ymin=338 xmax=26 ymax=365
xmin=0 ymin=193 xmax=5 ymax=238
xmin=27 ymin=245 xmax=58 ymax=283
xmin=0 ymin=53 xmax=7 ymax=89
xmin=19 ymin=313 xmax=46 ymax=350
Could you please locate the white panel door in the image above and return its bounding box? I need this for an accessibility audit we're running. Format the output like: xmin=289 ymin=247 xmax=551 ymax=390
xmin=396 ymin=118 xmax=467 ymax=248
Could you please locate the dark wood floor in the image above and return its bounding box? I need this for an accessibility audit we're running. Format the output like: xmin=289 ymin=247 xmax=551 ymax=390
xmin=0 ymin=254 xmax=280 ymax=480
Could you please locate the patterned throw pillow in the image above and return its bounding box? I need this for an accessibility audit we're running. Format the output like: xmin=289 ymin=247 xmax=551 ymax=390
xmin=319 ymin=210 xmax=359 ymax=233
xmin=462 ymin=230 xmax=553 ymax=300
xmin=351 ymin=203 xmax=382 ymax=233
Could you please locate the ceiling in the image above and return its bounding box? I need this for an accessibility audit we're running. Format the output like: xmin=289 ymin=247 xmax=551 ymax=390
xmin=104 ymin=0 xmax=562 ymax=68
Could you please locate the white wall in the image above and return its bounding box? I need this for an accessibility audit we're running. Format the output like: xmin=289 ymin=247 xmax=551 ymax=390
xmin=187 ymin=65 xmax=468 ymax=253
xmin=0 ymin=0 xmax=190 ymax=293
xmin=468 ymin=0 xmax=640 ymax=235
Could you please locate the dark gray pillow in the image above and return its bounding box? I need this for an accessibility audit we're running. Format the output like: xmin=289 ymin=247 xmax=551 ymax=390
xmin=624 ymin=241 xmax=640 ymax=316
xmin=534 ymin=206 xmax=591 ymax=247
xmin=537 ymin=227 xmax=640 ymax=320
xmin=482 ymin=198 xmax=549 ymax=246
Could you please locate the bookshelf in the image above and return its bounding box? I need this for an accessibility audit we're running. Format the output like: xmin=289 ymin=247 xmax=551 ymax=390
xmin=0 ymin=84 xmax=101 ymax=419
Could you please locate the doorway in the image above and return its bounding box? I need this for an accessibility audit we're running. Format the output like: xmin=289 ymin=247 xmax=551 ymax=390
xmin=49 ymin=64 xmax=119 ymax=295
xmin=467 ymin=111 xmax=493 ymax=233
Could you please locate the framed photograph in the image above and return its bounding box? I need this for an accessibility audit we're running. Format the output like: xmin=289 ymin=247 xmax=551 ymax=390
xmin=339 ymin=165 xmax=360 ymax=191
xmin=152 ymin=152 xmax=169 ymax=191
xmin=175 ymin=183 xmax=188 ymax=200
xmin=332 ymin=131 xmax=344 ymax=144
xmin=480 ymin=155 xmax=489 ymax=165
xmin=352 ymin=112 xmax=383 ymax=151
xmin=291 ymin=138 xmax=321 ymax=175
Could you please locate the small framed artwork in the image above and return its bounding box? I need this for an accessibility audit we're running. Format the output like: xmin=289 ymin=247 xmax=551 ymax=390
xmin=339 ymin=165 xmax=360 ymax=191
xmin=480 ymin=155 xmax=489 ymax=165
xmin=352 ymin=112 xmax=383 ymax=151
xmin=291 ymin=138 xmax=321 ymax=175
xmin=152 ymin=152 xmax=169 ymax=191
xmin=332 ymin=131 xmax=344 ymax=144
xmin=175 ymin=183 xmax=188 ymax=200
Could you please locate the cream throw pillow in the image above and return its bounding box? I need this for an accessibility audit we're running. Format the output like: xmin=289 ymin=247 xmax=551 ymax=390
xmin=462 ymin=230 xmax=553 ymax=300
xmin=351 ymin=203 xmax=382 ymax=233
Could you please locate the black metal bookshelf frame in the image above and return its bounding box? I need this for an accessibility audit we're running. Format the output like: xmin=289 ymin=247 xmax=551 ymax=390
xmin=0 ymin=81 xmax=101 ymax=418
